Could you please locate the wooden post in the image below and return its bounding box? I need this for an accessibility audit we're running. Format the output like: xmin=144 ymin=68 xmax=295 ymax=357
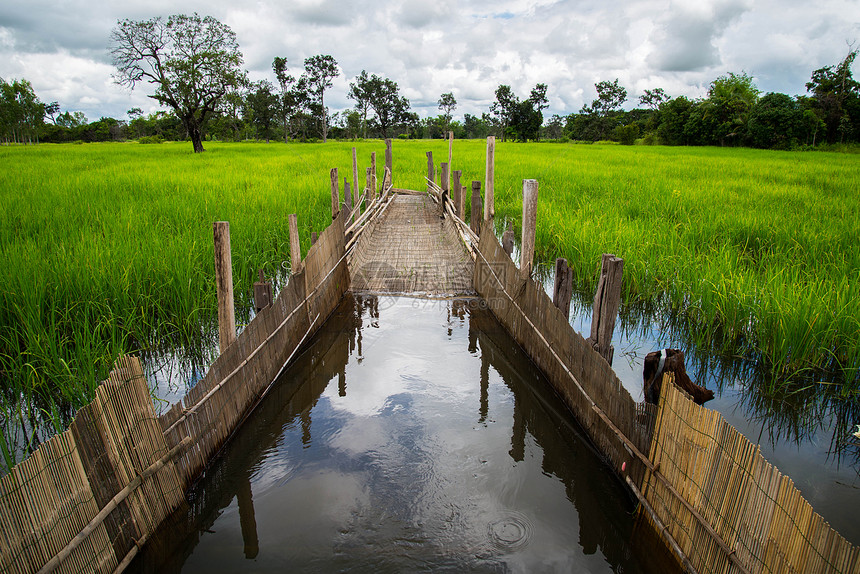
xmin=470 ymin=181 xmax=482 ymax=236
xmin=502 ymin=223 xmax=515 ymax=257
xmin=426 ymin=151 xmax=434 ymax=192
xmin=370 ymin=152 xmax=377 ymax=199
xmin=440 ymin=162 xmax=449 ymax=195
xmin=452 ymin=170 xmax=462 ymax=216
xmin=365 ymin=167 xmax=372 ymax=206
xmin=344 ymin=178 xmax=352 ymax=215
xmin=385 ymin=139 xmax=392 ymax=184
xmin=311 ymin=231 xmax=318 ymax=245
xmin=330 ymin=168 xmax=339 ymax=219
xmin=485 ymin=136 xmax=495 ymax=222
xmin=447 ymin=131 xmax=453 ymax=193
xmin=352 ymin=147 xmax=359 ymax=218
xmin=213 ymin=221 xmax=236 ymax=353
xmin=253 ymin=269 xmax=272 ymax=313
xmin=588 ymin=253 xmax=624 ymax=365
xmin=288 ymin=213 xmax=302 ymax=274
xmin=520 ymin=179 xmax=539 ymax=280
xmin=553 ymin=258 xmax=573 ymax=319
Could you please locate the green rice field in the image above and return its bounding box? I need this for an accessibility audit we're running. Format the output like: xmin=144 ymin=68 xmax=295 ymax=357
xmin=1 ymin=140 xmax=858 ymax=469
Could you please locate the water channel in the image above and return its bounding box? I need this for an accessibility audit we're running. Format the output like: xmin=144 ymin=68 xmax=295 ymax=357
xmin=133 ymin=294 xmax=679 ymax=572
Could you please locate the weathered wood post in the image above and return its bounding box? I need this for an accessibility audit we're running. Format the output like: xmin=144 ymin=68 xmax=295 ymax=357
xmin=365 ymin=167 xmax=372 ymax=206
xmin=213 ymin=221 xmax=236 ymax=353
xmin=385 ymin=139 xmax=392 ymax=184
xmin=502 ymin=223 xmax=515 ymax=257
xmin=311 ymin=231 xmax=318 ymax=245
xmin=521 ymin=179 xmax=539 ymax=280
xmin=288 ymin=213 xmax=302 ymax=274
xmin=553 ymin=258 xmax=573 ymax=319
xmin=440 ymin=162 xmax=449 ymax=199
xmin=426 ymin=151 xmax=434 ymax=192
xmin=485 ymin=136 xmax=495 ymax=222
xmin=470 ymin=181 xmax=482 ymax=236
xmin=344 ymin=179 xmax=352 ymax=215
xmin=330 ymin=168 xmax=339 ymax=219
xmin=253 ymin=269 xmax=273 ymax=313
xmin=352 ymin=147 xmax=360 ymax=218
xmin=587 ymin=253 xmax=624 ymax=365
xmin=447 ymin=131 xmax=453 ymax=193
xmin=370 ymin=152 xmax=377 ymax=199
xmin=452 ymin=170 xmax=462 ymax=216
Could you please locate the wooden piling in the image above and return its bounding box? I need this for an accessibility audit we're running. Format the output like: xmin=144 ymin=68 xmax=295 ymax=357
xmin=520 ymin=179 xmax=539 ymax=280
xmin=553 ymin=258 xmax=573 ymax=319
xmin=502 ymin=223 xmax=515 ymax=257
xmin=344 ymin=179 xmax=352 ymax=215
xmin=352 ymin=147 xmax=359 ymax=218
xmin=370 ymin=153 xmax=377 ymax=199
xmin=311 ymin=231 xmax=318 ymax=245
xmin=588 ymin=253 xmax=624 ymax=364
xmin=485 ymin=136 xmax=495 ymax=222
xmin=470 ymin=181 xmax=482 ymax=236
xmin=447 ymin=131 xmax=453 ymax=193
xmin=288 ymin=213 xmax=302 ymax=274
xmin=330 ymin=168 xmax=339 ymax=219
xmin=385 ymin=139 xmax=392 ymax=184
xmin=253 ymin=269 xmax=272 ymax=313
xmin=213 ymin=221 xmax=236 ymax=353
xmin=426 ymin=151 xmax=434 ymax=192
xmin=440 ymin=162 xmax=449 ymax=195
xmin=452 ymin=170 xmax=462 ymax=216
xmin=365 ymin=167 xmax=372 ymax=206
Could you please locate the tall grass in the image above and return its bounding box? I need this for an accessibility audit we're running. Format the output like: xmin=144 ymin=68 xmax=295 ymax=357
xmin=1 ymin=140 xmax=857 ymax=469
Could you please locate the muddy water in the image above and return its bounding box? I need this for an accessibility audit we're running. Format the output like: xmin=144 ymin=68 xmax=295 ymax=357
xmin=132 ymin=294 xmax=677 ymax=573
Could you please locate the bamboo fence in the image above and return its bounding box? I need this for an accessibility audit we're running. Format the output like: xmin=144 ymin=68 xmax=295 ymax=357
xmin=0 ymin=211 xmax=351 ymax=574
xmin=644 ymin=378 xmax=860 ymax=574
xmin=160 ymin=210 xmax=350 ymax=487
xmin=472 ymin=224 xmax=656 ymax=487
xmin=0 ymin=357 xmax=185 ymax=574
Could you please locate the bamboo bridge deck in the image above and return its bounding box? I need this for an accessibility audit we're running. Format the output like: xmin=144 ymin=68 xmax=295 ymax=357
xmin=347 ymin=193 xmax=475 ymax=297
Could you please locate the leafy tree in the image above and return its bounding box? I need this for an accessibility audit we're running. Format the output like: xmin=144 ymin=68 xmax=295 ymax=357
xmin=110 ymin=13 xmax=246 ymax=153
xmin=272 ymin=56 xmax=300 ymax=143
xmin=805 ymin=46 xmax=859 ymax=143
xmin=44 ymin=101 xmax=60 ymax=124
xmin=302 ymin=54 xmax=339 ymax=142
xmin=491 ymin=85 xmax=518 ymax=141
xmin=576 ymin=79 xmax=628 ymax=140
xmin=244 ymin=80 xmax=279 ymax=142
xmin=639 ymin=88 xmax=668 ymax=110
xmin=348 ymin=70 xmax=373 ymax=139
xmin=366 ymin=75 xmax=411 ymax=138
xmin=0 ymin=78 xmax=45 ymax=143
xmin=705 ymin=72 xmax=760 ymax=145
xmin=656 ymin=96 xmax=694 ymax=145
xmin=582 ymin=79 xmax=627 ymax=116
xmin=438 ymin=92 xmax=457 ymax=136
xmin=748 ymin=92 xmax=804 ymax=149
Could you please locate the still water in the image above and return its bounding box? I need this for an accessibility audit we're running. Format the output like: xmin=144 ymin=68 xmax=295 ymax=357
xmin=133 ymin=294 xmax=677 ymax=573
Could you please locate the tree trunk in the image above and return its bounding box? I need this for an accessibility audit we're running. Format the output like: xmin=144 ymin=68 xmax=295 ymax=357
xmin=189 ymin=123 xmax=205 ymax=153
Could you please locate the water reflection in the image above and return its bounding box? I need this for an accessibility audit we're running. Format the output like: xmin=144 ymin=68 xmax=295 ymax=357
xmin=131 ymin=294 xmax=678 ymax=573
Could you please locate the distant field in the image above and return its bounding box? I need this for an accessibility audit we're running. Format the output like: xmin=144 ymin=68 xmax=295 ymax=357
xmin=1 ymin=140 xmax=858 ymax=467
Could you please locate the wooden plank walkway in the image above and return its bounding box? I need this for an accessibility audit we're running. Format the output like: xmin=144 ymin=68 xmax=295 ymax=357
xmin=348 ymin=193 xmax=475 ymax=297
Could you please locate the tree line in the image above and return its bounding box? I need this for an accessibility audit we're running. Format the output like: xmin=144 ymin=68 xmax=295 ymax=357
xmin=1 ymin=13 xmax=857 ymax=151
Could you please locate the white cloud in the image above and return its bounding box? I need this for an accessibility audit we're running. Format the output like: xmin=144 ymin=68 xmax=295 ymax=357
xmin=0 ymin=0 xmax=856 ymax=121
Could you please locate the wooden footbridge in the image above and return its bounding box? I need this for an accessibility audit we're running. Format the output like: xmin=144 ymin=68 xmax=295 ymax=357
xmin=3 ymin=139 xmax=859 ymax=574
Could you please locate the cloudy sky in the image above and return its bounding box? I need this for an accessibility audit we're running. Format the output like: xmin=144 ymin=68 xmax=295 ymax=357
xmin=0 ymin=0 xmax=858 ymax=123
